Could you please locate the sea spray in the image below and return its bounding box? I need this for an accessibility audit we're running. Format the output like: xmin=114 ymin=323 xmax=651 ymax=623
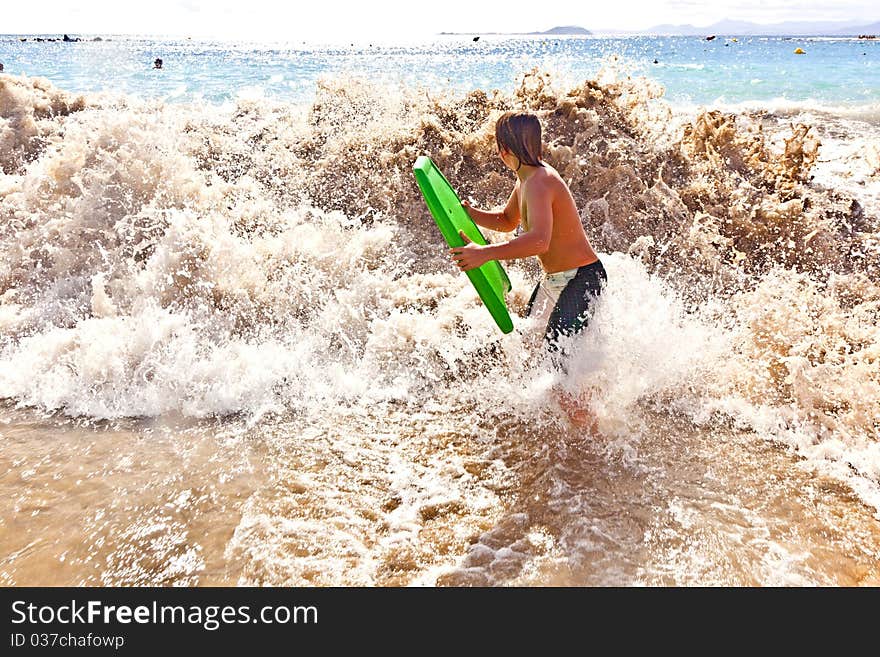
xmin=1 ymin=68 xmax=879 ymax=574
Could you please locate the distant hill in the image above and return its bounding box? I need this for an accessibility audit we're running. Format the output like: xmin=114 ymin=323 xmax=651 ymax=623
xmin=828 ymin=21 xmax=880 ymax=35
xmin=633 ymin=18 xmax=880 ymax=36
xmin=441 ymin=20 xmax=877 ymax=38
xmin=439 ymin=25 xmax=591 ymax=36
xmin=533 ymin=26 xmax=591 ymax=35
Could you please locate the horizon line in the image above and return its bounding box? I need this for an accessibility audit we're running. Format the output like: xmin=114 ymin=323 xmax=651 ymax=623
xmin=3 ymin=16 xmax=880 ymax=41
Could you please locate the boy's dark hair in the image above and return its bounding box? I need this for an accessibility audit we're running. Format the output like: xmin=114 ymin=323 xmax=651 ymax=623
xmin=495 ymin=111 xmax=543 ymax=169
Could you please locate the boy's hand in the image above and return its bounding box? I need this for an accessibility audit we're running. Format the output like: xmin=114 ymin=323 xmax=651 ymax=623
xmin=450 ymin=231 xmax=490 ymax=271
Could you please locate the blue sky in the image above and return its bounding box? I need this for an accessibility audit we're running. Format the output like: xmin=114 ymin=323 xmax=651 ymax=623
xmin=3 ymin=1 xmax=878 ymax=40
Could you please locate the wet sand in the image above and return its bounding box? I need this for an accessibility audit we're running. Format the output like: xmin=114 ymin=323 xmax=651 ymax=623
xmin=3 ymin=403 xmax=878 ymax=586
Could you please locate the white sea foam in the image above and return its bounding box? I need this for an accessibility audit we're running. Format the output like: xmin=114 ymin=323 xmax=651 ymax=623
xmin=1 ymin=71 xmax=878 ymax=587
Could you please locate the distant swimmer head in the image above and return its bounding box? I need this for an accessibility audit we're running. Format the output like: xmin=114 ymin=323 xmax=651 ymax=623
xmin=154 ymin=58 xmax=163 ymax=69
xmin=494 ymin=111 xmax=544 ymax=171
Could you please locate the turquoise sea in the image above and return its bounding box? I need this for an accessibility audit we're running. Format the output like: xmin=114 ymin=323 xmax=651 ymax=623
xmin=1 ymin=34 xmax=878 ymax=107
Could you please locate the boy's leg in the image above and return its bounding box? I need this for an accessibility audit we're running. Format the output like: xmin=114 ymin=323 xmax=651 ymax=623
xmin=543 ymin=262 xmax=607 ymax=429
xmin=543 ymin=261 xmax=606 ymax=354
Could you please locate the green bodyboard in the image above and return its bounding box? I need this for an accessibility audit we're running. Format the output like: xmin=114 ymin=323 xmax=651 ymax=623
xmin=412 ymin=155 xmax=514 ymax=334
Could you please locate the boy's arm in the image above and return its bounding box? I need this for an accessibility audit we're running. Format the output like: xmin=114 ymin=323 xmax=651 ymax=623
xmin=463 ymin=186 xmax=520 ymax=233
xmin=450 ymin=182 xmax=551 ymax=270
xmin=482 ymin=185 xmax=551 ymax=260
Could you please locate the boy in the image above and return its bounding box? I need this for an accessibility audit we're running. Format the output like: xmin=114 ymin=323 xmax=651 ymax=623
xmin=450 ymin=111 xmax=607 ymax=426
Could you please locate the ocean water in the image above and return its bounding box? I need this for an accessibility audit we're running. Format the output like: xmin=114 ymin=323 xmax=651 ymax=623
xmin=1 ymin=35 xmax=879 ymax=586
xmin=1 ymin=34 xmax=879 ymax=107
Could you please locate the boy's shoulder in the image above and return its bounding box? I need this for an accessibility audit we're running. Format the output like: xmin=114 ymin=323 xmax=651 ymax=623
xmin=534 ymin=165 xmax=564 ymax=189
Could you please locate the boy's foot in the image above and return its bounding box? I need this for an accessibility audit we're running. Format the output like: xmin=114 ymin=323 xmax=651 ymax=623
xmin=565 ymin=406 xmax=600 ymax=435
xmin=555 ymin=389 xmax=600 ymax=435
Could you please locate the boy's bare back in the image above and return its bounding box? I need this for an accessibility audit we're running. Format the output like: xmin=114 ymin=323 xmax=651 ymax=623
xmin=516 ymin=164 xmax=598 ymax=274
